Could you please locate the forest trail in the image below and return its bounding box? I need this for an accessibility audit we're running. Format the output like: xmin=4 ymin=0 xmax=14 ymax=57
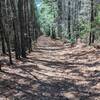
xmin=0 ymin=37 xmax=100 ymax=100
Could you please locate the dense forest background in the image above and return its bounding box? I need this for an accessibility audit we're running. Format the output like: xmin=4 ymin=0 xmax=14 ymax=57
xmin=38 ymin=0 xmax=100 ymax=43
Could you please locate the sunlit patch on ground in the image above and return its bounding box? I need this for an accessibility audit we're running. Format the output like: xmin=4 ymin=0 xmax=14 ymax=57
xmin=0 ymin=43 xmax=100 ymax=100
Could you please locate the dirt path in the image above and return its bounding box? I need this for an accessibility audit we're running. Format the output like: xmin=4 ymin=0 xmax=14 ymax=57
xmin=0 ymin=43 xmax=100 ymax=100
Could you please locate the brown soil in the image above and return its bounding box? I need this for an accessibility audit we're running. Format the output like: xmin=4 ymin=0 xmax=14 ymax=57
xmin=36 ymin=35 xmax=64 ymax=47
xmin=0 ymin=37 xmax=100 ymax=100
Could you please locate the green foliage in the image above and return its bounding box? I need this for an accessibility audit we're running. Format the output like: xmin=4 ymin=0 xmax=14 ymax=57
xmin=78 ymin=20 xmax=90 ymax=38
xmin=38 ymin=0 xmax=57 ymax=37
xmin=36 ymin=0 xmax=100 ymax=43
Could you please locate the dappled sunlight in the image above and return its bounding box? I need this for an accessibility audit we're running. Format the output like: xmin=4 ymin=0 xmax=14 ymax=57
xmin=0 ymin=43 xmax=100 ymax=100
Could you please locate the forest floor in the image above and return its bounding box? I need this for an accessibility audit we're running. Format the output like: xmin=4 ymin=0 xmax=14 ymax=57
xmin=0 ymin=36 xmax=100 ymax=100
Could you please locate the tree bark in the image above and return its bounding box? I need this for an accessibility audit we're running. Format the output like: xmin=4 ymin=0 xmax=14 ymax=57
xmin=89 ymin=0 xmax=95 ymax=45
xmin=10 ymin=0 xmax=21 ymax=59
xmin=18 ymin=0 xmax=26 ymax=58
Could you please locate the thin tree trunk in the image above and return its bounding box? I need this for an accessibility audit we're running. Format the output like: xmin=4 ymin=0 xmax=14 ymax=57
xmin=68 ymin=1 xmax=71 ymax=39
xmin=57 ymin=0 xmax=62 ymax=38
xmin=89 ymin=0 xmax=95 ymax=45
xmin=1 ymin=32 xmax=6 ymax=54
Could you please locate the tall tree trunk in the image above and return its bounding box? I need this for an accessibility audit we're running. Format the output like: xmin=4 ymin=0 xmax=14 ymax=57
xmin=89 ymin=0 xmax=95 ymax=45
xmin=26 ymin=0 xmax=32 ymax=53
xmin=57 ymin=0 xmax=62 ymax=38
xmin=18 ymin=0 xmax=26 ymax=58
xmin=68 ymin=1 xmax=71 ymax=39
xmin=10 ymin=0 xmax=21 ymax=59
xmin=0 ymin=2 xmax=6 ymax=54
